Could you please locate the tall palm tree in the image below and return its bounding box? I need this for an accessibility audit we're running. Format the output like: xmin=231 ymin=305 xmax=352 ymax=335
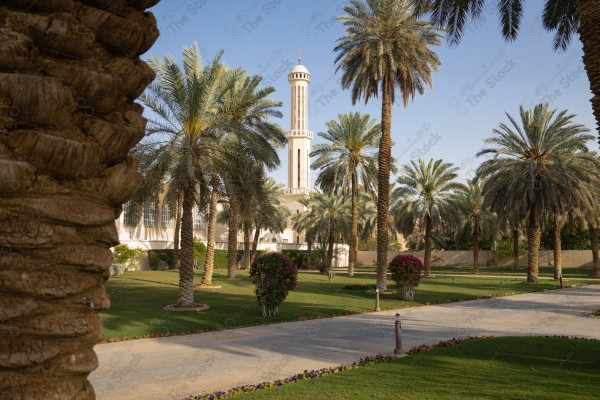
xmin=476 ymin=103 xmax=600 ymax=283
xmin=294 ymin=192 xmax=351 ymax=273
xmin=311 ymin=112 xmax=381 ymax=276
xmin=415 ymin=0 xmax=600 ymax=145
xmin=200 ymin=174 xmax=223 ymax=286
xmin=455 ymin=180 xmax=497 ymax=273
xmin=335 ymin=0 xmax=443 ymax=289
xmin=0 ymin=2 xmax=159 ymax=397
xmin=391 ymin=159 xmax=462 ymax=275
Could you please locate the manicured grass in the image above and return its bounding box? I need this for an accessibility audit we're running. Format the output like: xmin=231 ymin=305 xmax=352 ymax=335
xmin=232 ymin=337 xmax=600 ymax=400
xmin=101 ymin=268 xmax=594 ymax=340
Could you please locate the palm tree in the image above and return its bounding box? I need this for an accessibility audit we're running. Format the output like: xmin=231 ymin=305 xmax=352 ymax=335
xmin=391 ymin=159 xmax=462 ymax=275
xmin=311 ymin=112 xmax=381 ymax=276
xmin=199 ymin=174 xmax=223 ymax=286
xmin=455 ymin=180 xmax=497 ymax=273
xmin=0 ymin=2 xmax=159 ymax=397
xmin=335 ymin=0 xmax=443 ymax=289
xmin=140 ymin=45 xmax=232 ymax=307
xmin=416 ymin=0 xmax=600 ymax=145
xmin=476 ymin=103 xmax=600 ymax=283
xmin=294 ymin=192 xmax=351 ymax=273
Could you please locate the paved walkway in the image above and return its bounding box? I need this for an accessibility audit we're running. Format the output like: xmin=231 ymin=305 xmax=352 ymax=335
xmin=90 ymin=285 xmax=600 ymax=400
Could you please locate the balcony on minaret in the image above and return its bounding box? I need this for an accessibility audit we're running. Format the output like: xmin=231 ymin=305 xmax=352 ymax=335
xmin=286 ymin=130 xmax=313 ymax=140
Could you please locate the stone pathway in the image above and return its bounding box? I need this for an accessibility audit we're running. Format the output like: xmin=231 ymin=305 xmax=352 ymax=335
xmin=89 ymin=285 xmax=600 ymax=400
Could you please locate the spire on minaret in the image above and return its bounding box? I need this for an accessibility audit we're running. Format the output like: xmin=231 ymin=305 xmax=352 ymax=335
xmin=297 ymin=49 xmax=301 ymax=65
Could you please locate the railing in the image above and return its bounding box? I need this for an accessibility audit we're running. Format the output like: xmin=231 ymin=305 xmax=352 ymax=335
xmin=287 ymin=130 xmax=313 ymax=139
xmin=282 ymin=187 xmax=313 ymax=195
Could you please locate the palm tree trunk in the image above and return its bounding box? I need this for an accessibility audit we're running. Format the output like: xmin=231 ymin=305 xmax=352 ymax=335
xmin=251 ymin=225 xmax=261 ymax=264
xmin=376 ymin=77 xmax=393 ymax=290
xmin=553 ymin=217 xmax=562 ymax=280
xmin=172 ymin=194 xmax=182 ymax=269
xmin=242 ymin=222 xmax=251 ymax=269
xmin=591 ymin=226 xmax=600 ymax=277
xmin=307 ymin=239 xmax=313 ymax=270
xmin=326 ymin=225 xmax=335 ymax=273
xmin=200 ymin=183 xmax=218 ymax=286
xmin=512 ymin=224 xmax=520 ymax=269
xmin=424 ymin=214 xmax=433 ymax=276
xmin=349 ymin=172 xmax=358 ymax=277
xmin=473 ymin=223 xmax=480 ymax=274
xmin=0 ymin=3 xmax=158 ymax=398
xmin=177 ymin=186 xmax=196 ymax=306
xmin=575 ymin=0 xmax=600 ymax=145
xmin=527 ymin=212 xmax=540 ymax=283
xmin=227 ymin=197 xmax=239 ymax=278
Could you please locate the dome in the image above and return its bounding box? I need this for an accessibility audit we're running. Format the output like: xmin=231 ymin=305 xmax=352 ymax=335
xmin=290 ymin=64 xmax=310 ymax=75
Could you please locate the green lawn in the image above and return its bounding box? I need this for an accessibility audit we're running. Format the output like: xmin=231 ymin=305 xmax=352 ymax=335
xmin=101 ymin=268 xmax=595 ymax=340
xmin=232 ymin=337 xmax=600 ymax=400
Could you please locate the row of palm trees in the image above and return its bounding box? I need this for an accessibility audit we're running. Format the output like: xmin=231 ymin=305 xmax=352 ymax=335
xmin=332 ymin=0 xmax=600 ymax=290
xmin=129 ymin=44 xmax=289 ymax=307
xmin=296 ymin=103 xmax=600 ymax=287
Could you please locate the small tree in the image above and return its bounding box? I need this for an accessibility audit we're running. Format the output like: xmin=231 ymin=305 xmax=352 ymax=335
xmin=389 ymin=254 xmax=425 ymax=301
xmin=250 ymin=253 xmax=298 ymax=317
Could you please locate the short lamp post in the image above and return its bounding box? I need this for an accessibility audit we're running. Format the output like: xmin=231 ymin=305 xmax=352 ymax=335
xmin=375 ymin=288 xmax=380 ymax=312
xmin=394 ymin=313 xmax=403 ymax=355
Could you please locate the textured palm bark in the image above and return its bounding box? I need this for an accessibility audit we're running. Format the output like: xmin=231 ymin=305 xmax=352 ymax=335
xmin=241 ymin=222 xmax=251 ymax=270
xmin=424 ymin=213 xmax=433 ymax=276
xmin=527 ymin=213 xmax=541 ymax=283
xmin=591 ymin=227 xmax=600 ymax=277
xmin=376 ymin=78 xmax=393 ymax=290
xmin=172 ymin=195 xmax=182 ymax=269
xmin=177 ymin=187 xmax=196 ymax=307
xmin=0 ymin=1 xmax=159 ymax=398
xmin=513 ymin=225 xmax=520 ymax=269
xmin=553 ymin=218 xmax=562 ymax=280
xmin=227 ymin=197 xmax=239 ymax=278
xmin=200 ymin=184 xmax=218 ymax=285
xmin=576 ymin=0 xmax=600 ymax=145
xmin=472 ymin=222 xmax=480 ymax=273
xmin=348 ymin=172 xmax=358 ymax=276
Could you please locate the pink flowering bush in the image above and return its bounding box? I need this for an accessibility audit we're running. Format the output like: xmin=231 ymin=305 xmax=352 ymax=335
xmin=389 ymin=254 xmax=425 ymax=301
xmin=250 ymin=252 xmax=298 ymax=317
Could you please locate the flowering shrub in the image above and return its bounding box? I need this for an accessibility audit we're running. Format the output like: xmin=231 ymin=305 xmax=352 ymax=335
xmin=389 ymin=254 xmax=425 ymax=301
xmin=249 ymin=252 xmax=298 ymax=317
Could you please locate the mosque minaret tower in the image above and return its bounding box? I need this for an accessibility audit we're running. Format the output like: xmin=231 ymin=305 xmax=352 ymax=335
xmin=286 ymin=51 xmax=312 ymax=193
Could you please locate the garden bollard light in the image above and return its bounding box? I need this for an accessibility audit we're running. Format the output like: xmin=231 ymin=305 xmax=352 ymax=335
xmin=375 ymin=288 xmax=380 ymax=311
xmin=559 ymin=274 xmax=563 ymax=289
xmin=394 ymin=313 xmax=403 ymax=355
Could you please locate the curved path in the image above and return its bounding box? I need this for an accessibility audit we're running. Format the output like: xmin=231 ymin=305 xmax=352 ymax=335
xmin=90 ymin=285 xmax=600 ymax=400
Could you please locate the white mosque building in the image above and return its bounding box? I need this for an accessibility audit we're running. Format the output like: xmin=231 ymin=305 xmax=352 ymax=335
xmin=115 ymin=56 xmax=349 ymax=267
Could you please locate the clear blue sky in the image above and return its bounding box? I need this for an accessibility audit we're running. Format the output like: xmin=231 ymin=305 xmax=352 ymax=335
xmin=145 ymin=0 xmax=595 ymax=186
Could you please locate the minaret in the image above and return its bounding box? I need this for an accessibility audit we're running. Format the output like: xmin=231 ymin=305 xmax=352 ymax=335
xmin=286 ymin=50 xmax=312 ymax=193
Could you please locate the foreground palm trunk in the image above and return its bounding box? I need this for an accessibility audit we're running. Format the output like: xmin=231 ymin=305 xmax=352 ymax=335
xmin=349 ymin=173 xmax=358 ymax=276
xmin=376 ymin=79 xmax=393 ymax=290
xmin=527 ymin=213 xmax=541 ymax=283
xmin=227 ymin=197 xmax=239 ymax=278
xmin=178 ymin=187 xmax=196 ymax=306
xmin=424 ymin=214 xmax=433 ymax=276
xmin=576 ymin=0 xmax=600 ymax=145
xmin=591 ymin=227 xmax=600 ymax=277
xmin=553 ymin=218 xmax=562 ymax=280
xmin=201 ymin=184 xmax=218 ymax=285
xmin=0 ymin=1 xmax=158 ymax=398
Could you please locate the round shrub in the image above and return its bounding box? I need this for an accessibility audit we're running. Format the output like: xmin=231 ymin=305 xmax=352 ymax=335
xmin=389 ymin=254 xmax=425 ymax=301
xmin=249 ymin=252 xmax=298 ymax=317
